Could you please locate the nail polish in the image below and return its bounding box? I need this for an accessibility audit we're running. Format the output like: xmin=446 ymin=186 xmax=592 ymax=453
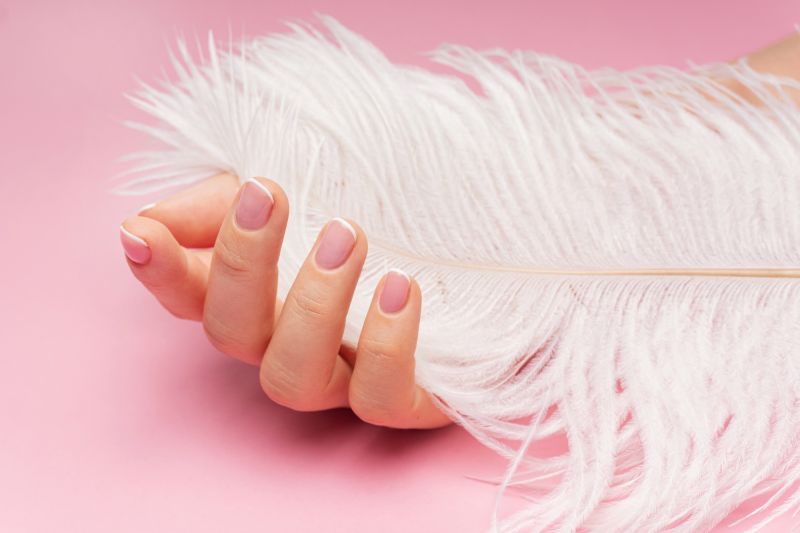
xmin=379 ymin=269 xmax=411 ymax=313
xmin=120 ymin=226 xmax=151 ymax=264
xmin=137 ymin=202 xmax=157 ymax=215
xmin=314 ymin=218 xmax=356 ymax=270
xmin=235 ymin=179 xmax=274 ymax=230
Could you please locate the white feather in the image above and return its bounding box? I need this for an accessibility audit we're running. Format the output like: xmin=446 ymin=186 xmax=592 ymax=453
xmin=118 ymin=16 xmax=800 ymax=532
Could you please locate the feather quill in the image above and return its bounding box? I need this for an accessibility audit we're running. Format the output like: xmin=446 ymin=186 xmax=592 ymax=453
xmin=118 ymin=16 xmax=800 ymax=532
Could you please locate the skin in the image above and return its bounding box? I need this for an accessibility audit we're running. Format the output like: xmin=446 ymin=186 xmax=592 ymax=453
xmin=121 ymin=33 xmax=799 ymax=431
xmin=719 ymin=32 xmax=800 ymax=106
xmin=122 ymin=175 xmax=452 ymax=429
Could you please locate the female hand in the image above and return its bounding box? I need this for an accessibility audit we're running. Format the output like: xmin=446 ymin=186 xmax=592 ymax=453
xmin=120 ymin=173 xmax=452 ymax=429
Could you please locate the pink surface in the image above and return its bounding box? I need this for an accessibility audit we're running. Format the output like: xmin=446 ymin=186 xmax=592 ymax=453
xmin=1 ymin=1 xmax=799 ymax=531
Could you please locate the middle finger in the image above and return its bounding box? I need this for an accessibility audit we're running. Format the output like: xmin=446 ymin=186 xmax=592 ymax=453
xmin=260 ymin=217 xmax=367 ymax=411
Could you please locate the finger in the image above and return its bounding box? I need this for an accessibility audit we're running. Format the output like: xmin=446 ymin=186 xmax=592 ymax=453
xmin=349 ymin=270 xmax=452 ymax=429
xmin=202 ymin=178 xmax=288 ymax=365
xmin=120 ymin=216 xmax=209 ymax=321
xmin=259 ymin=218 xmax=366 ymax=412
xmin=138 ymin=173 xmax=240 ymax=248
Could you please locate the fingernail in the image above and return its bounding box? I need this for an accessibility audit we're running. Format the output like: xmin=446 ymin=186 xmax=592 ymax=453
xmin=137 ymin=202 xmax=157 ymax=215
xmin=379 ymin=269 xmax=411 ymax=314
xmin=120 ymin=226 xmax=151 ymax=264
xmin=314 ymin=217 xmax=356 ymax=270
xmin=235 ymin=179 xmax=274 ymax=230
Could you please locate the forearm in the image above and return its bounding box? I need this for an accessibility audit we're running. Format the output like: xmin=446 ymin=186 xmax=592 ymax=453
xmin=725 ymin=32 xmax=800 ymax=105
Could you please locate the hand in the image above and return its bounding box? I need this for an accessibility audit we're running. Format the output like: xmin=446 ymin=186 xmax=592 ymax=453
xmin=120 ymin=173 xmax=452 ymax=429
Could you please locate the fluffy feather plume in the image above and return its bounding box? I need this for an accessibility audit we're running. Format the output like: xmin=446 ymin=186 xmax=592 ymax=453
xmin=119 ymin=16 xmax=800 ymax=532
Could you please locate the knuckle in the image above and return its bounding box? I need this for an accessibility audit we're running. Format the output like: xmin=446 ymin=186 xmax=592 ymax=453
xmin=202 ymin=313 xmax=259 ymax=361
xmin=351 ymin=339 xmax=414 ymax=427
xmin=357 ymin=338 xmax=409 ymax=382
xmin=287 ymin=287 xmax=328 ymax=323
xmin=213 ymin=237 xmax=252 ymax=279
xmin=359 ymin=337 xmax=399 ymax=365
xmin=349 ymin=393 xmax=394 ymax=427
xmin=259 ymin=362 xmax=316 ymax=411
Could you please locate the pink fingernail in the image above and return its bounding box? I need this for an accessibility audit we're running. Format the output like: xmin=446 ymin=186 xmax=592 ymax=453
xmin=235 ymin=179 xmax=274 ymax=230
xmin=314 ymin=218 xmax=356 ymax=270
xmin=379 ymin=269 xmax=411 ymax=314
xmin=120 ymin=226 xmax=151 ymax=264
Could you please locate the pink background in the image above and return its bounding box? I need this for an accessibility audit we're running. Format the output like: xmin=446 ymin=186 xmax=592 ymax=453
xmin=1 ymin=1 xmax=798 ymax=531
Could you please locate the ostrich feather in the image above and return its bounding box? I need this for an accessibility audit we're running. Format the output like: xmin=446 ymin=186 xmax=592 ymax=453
xmin=118 ymin=16 xmax=800 ymax=532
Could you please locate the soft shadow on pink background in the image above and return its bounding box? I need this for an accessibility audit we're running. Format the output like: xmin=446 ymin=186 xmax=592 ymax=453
xmin=1 ymin=1 xmax=798 ymax=531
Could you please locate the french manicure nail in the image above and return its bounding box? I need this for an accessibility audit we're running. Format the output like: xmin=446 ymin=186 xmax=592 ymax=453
xmin=314 ymin=217 xmax=356 ymax=270
xmin=137 ymin=202 xmax=157 ymax=215
xmin=120 ymin=226 xmax=151 ymax=264
xmin=235 ymin=179 xmax=274 ymax=230
xmin=379 ymin=269 xmax=411 ymax=314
